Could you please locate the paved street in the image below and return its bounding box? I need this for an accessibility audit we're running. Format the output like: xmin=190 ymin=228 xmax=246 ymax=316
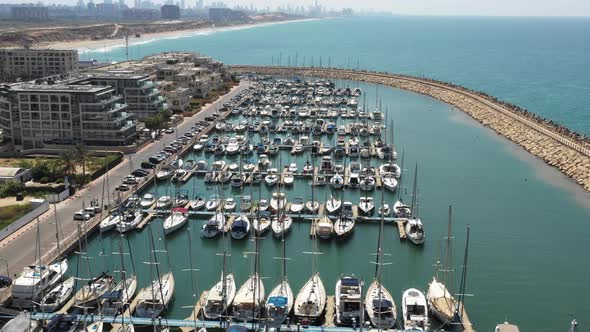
xmin=0 ymin=81 xmax=251 ymax=276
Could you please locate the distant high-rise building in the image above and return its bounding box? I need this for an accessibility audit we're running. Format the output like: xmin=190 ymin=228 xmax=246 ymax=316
xmin=160 ymin=4 xmax=180 ymax=19
xmin=104 ymin=0 xmax=113 ymax=4
xmin=196 ymin=0 xmax=203 ymax=9
xmin=134 ymin=0 xmax=141 ymax=8
xmin=118 ymin=0 xmax=125 ymax=7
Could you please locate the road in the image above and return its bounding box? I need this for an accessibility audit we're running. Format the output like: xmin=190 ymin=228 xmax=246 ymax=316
xmin=0 ymin=81 xmax=250 ymax=277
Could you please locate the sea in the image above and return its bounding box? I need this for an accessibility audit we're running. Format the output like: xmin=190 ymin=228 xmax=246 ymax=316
xmin=74 ymin=16 xmax=590 ymax=331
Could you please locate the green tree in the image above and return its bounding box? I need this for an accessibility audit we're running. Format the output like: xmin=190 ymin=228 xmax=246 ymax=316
xmin=0 ymin=180 xmax=25 ymax=198
xmin=159 ymin=108 xmax=173 ymax=129
xmin=74 ymin=143 xmax=90 ymax=185
xmin=57 ymin=150 xmax=77 ymax=178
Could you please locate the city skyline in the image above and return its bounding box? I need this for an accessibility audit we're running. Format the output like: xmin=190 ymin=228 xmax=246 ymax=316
xmin=2 ymin=0 xmax=590 ymax=16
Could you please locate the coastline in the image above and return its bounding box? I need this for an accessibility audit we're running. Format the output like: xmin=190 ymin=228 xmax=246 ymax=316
xmin=229 ymin=65 xmax=590 ymax=192
xmin=42 ymin=18 xmax=317 ymax=53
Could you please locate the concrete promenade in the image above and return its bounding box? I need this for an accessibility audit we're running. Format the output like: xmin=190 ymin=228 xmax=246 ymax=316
xmin=230 ymin=65 xmax=590 ymax=191
xmin=0 ymin=81 xmax=250 ymax=276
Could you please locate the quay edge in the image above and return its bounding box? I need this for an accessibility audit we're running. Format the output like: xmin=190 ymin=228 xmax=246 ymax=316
xmin=229 ymin=65 xmax=590 ymax=192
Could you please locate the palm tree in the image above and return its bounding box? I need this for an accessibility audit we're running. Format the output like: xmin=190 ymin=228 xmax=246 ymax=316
xmin=74 ymin=143 xmax=90 ymax=185
xmin=57 ymin=150 xmax=77 ymax=179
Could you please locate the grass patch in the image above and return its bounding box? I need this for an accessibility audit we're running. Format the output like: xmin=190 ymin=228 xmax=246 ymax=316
xmin=0 ymin=203 xmax=32 ymax=231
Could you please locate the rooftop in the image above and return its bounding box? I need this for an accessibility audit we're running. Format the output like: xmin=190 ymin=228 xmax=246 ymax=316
xmin=11 ymin=83 xmax=110 ymax=94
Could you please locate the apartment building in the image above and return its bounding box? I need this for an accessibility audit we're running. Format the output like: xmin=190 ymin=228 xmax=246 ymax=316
xmin=0 ymin=81 xmax=137 ymax=149
xmin=72 ymin=73 xmax=167 ymax=120
xmin=0 ymin=49 xmax=79 ymax=82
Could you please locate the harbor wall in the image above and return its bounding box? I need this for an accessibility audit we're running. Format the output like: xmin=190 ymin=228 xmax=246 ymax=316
xmin=229 ymin=65 xmax=590 ymax=192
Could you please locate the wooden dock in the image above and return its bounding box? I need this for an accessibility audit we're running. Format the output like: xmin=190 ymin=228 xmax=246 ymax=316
xmin=323 ymin=295 xmax=335 ymax=327
xmin=180 ymin=290 xmax=209 ymax=332
xmin=224 ymin=215 xmax=235 ymax=232
xmin=395 ymin=220 xmax=407 ymax=239
xmin=137 ymin=212 xmax=156 ymax=230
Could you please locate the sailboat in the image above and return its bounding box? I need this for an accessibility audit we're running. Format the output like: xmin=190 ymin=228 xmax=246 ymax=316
xmin=427 ymin=206 xmax=458 ymax=325
xmin=334 ymin=275 xmax=362 ymax=326
xmin=202 ymin=212 xmax=224 ymax=238
xmin=204 ymin=272 xmax=236 ymax=320
xmin=163 ymin=207 xmax=189 ymax=235
xmin=325 ymin=195 xmax=341 ymax=214
xmin=73 ymin=273 xmax=115 ymax=308
xmin=365 ymin=186 xmax=396 ymax=329
xmin=100 ymin=275 xmax=138 ymax=316
xmin=294 ymin=272 xmax=326 ymax=324
xmin=230 ymin=214 xmax=250 ymax=240
xmin=406 ymin=164 xmax=425 ymax=245
xmin=38 ymin=277 xmax=75 ymax=313
xmin=135 ymin=272 xmax=175 ymax=318
xmin=265 ymin=213 xmax=293 ymax=328
xmin=232 ymin=239 xmax=265 ymax=321
xmin=294 ymin=228 xmax=326 ymax=324
xmin=402 ymin=288 xmax=429 ymax=331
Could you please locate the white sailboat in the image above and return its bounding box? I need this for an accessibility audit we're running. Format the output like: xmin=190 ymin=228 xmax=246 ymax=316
xmin=358 ymin=196 xmax=374 ymax=215
xmin=270 ymin=192 xmax=287 ymax=211
xmin=202 ymin=212 xmax=224 ymax=238
xmin=294 ymin=272 xmax=326 ymax=324
xmin=333 ymin=215 xmax=355 ymax=238
xmin=294 ymin=222 xmax=326 ymax=324
xmin=116 ymin=210 xmax=142 ymax=233
xmin=38 ymin=276 xmax=75 ymax=313
xmin=402 ymin=288 xmax=429 ymax=331
xmin=135 ymin=272 xmax=175 ymax=318
xmin=325 ymin=195 xmax=341 ymax=214
xmin=271 ymin=214 xmax=292 ymax=238
xmin=100 ymin=275 xmax=138 ymax=316
xmin=233 ymin=275 xmax=265 ymax=322
xmin=427 ymin=206 xmax=458 ymax=325
xmin=265 ymin=212 xmax=293 ymax=328
xmin=74 ymin=273 xmax=115 ymax=308
xmin=163 ymin=208 xmax=189 ymax=235
xmin=204 ymin=273 xmax=236 ymax=320
xmin=253 ymin=211 xmax=271 ymax=235
xmin=365 ymin=187 xmax=397 ymax=329
xmin=100 ymin=212 xmax=121 ymax=232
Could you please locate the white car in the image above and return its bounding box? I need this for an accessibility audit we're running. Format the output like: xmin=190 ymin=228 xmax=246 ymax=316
xmin=73 ymin=211 xmax=91 ymax=221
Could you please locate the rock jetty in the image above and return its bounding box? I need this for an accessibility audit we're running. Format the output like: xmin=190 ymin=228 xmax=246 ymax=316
xmin=230 ymin=66 xmax=590 ymax=191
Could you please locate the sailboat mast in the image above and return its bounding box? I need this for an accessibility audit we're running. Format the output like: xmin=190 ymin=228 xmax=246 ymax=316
xmin=410 ymin=163 xmax=418 ymax=218
xmin=457 ymin=225 xmax=471 ymax=321
xmin=397 ymin=149 xmax=405 ymax=201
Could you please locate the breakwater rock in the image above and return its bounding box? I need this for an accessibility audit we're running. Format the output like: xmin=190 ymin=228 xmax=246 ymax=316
xmin=230 ymin=66 xmax=590 ymax=191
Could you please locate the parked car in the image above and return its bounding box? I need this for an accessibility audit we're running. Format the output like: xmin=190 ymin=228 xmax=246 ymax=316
xmin=0 ymin=276 xmax=12 ymax=289
xmin=165 ymin=128 xmax=175 ymax=134
xmin=132 ymin=169 xmax=149 ymax=177
xmin=123 ymin=175 xmax=138 ymax=185
xmin=117 ymin=184 xmax=130 ymax=192
xmin=141 ymin=162 xmax=155 ymax=169
xmin=73 ymin=211 xmax=91 ymax=221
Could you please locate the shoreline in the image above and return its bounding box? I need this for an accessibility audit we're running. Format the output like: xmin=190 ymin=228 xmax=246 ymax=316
xmin=42 ymin=18 xmax=317 ymax=54
xmin=229 ymin=65 xmax=590 ymax=192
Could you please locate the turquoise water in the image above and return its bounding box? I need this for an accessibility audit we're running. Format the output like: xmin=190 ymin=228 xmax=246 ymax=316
xmin=84 ymin=16 xmax=590 ymax=135
xmin=75 ymin=18 xmax=590 ymax=331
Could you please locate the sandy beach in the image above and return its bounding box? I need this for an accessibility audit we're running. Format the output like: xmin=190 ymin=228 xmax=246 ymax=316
xmin=43 ymin=18 xmax=317 ymax=53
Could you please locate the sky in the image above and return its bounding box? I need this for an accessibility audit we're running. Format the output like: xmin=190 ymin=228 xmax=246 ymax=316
xmin=6 ymin=0 xmax=590 ymax=16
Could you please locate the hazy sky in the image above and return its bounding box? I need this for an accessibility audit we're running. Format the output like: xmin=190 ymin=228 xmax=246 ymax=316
xmin=8 ymin=0 xmax=590 ymax=16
